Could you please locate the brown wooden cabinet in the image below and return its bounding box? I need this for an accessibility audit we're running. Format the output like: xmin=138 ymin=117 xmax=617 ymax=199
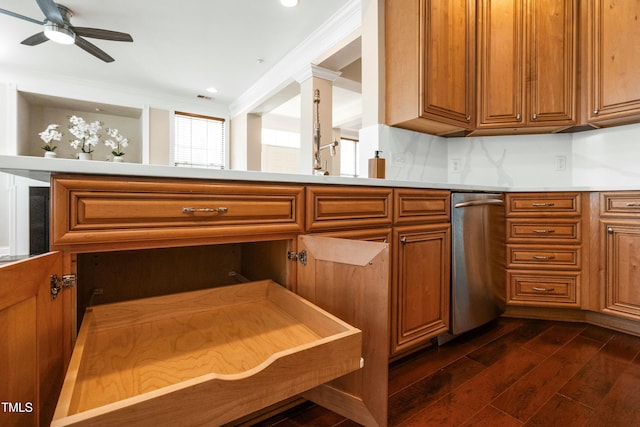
xmin=476 ymin=0 xmax=577 ymax=133
xmin=505 ymin=192 xmax=583 ymax=307
xmin=1 ymin=175 xmax=393 ymax=427
xmin=585 ymin=0 xmax=640 ymax=127
xmin=390 ymin=189 xmax=451 ymax=357
xmin=385 ymin=0 xmax=475 ymax=136
xmin=599 ymin=192 xmax=640 ymax=321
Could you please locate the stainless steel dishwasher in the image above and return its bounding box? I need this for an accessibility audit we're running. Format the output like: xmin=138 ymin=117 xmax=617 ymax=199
xmin=449 ymin=192 xmax=506 ymax=336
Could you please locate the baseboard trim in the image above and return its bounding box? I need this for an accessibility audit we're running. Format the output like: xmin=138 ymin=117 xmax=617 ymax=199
xmin=503 ymin=305 xmax=640 ymax=337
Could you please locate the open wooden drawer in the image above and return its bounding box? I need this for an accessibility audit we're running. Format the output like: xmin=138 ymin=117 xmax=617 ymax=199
xmin=40 ymin=235 xmax=390 ymax=427
xmin=51 ymin=280 xmax=362 ymax=426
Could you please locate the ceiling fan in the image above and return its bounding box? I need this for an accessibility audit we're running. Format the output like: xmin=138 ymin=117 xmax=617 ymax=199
xmin=0 ymin=0 xmax=133 ymax=63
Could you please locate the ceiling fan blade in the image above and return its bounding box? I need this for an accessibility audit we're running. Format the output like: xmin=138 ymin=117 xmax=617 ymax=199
xmin=73 ymin=27 xmax=133 ymax=42
xmin=75 ymin=36 xmax=114 ymax=63
xmin=0 ymin=8 xmax=44 ymax=25
xmin=36 ymin=0 xmax=64 ymax=24
xmin=21 ymin=32 xmax=49 ymax=46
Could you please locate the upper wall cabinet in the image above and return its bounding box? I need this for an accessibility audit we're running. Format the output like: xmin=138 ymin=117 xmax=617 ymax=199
xmin=385 ymin=0 xmax=584 ymax=137
xmin=586 ymin=0 xmax=640 ymax=127
xmin=475 ymin=0 xmax=577 ymax=134
xmin=385 ymin=0 xmax=476 ymax=136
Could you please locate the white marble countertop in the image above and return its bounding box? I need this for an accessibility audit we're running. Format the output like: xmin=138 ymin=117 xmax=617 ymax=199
xmin=0 ymin=155 xmax=637 ymax=192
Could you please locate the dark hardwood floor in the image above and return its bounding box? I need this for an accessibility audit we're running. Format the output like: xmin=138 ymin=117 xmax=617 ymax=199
xmin=254 ymin=317 xmax=640 ymax=426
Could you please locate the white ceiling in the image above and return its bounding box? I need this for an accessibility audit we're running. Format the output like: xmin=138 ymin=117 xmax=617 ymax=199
xmin=0 ymin=0 xmax=356 ymax=113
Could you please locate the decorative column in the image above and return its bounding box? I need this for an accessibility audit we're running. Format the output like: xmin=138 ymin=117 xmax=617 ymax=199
xmin=295 ymin=64 xmax=341 ymax=175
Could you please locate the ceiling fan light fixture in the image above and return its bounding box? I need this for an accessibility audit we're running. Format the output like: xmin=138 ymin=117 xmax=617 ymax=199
xmin=280 ymin=0 xmax=299 ymax=7
xmin=44 ymin=22 xmax=76 ymax=45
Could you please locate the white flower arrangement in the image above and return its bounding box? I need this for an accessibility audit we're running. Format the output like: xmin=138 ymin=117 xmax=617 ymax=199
xmin=68 ymin=115 xmax=102 ymax=154
xmin=39 ymin=124 xmax=63 ymax=151
xmin=104 ymin=128 xmax=129 ymax=157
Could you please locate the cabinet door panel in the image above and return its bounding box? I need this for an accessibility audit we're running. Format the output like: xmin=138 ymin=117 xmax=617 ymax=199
xmin=529 ymin=0 xmax=576 ymax=124
xmin=588 ymin=0 xmax=640 ymax=123
xmin=478 ymin=0 xmax=524 ymax=126
xmin=423 ymin=0 xmax=475 ymax=125
xmin=392 ymin=225 xmax=450 ymax=355
xmin=604 ymin=224 xmax=640 ymax=319
xmin=0 ymin=253 xmax=66 ymax=427
xmin=296 ymin=235 xmax=389 ymax=427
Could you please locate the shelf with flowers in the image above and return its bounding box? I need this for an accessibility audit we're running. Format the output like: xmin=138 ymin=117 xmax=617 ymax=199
xmin=39 ymin=124 xmax=63 ymax=158
xmin=69 ymin=115 xmax=102 ymax=160
xmin=105 ymin=128 xmax=129 ymax=162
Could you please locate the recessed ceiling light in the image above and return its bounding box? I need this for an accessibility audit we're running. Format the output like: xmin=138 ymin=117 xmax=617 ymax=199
xmin=206 ymin=87 xmax=218 ymax=94
xmin=280 ymin=0 xmax=299 ymax=7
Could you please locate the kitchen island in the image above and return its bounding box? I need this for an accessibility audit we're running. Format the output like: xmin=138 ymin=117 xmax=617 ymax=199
xmin=2 ymin=155 xmax=640 ymax=427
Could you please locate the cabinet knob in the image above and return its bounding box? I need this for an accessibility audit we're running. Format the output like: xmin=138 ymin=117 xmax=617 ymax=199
xmin=593 ymin=109 xmax=599 ymax=115
xmin=400 ymin=236 xmax=407 ymax=244
xmin=516 ymin=113 xmax=522 ymax=121
xmin=532 ymin=114 xmax=537 ymax=121
xmin=608 ymin=227 xmax=613 ymax=234
xmin=466 ymin=115 xmax=471 ymax=122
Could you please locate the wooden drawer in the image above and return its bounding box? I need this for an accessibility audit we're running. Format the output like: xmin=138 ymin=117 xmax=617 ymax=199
xmin=507 ymin=244 xmax=581 ymax=269
xmin=600 ymin=192 xmax=640 ymax=217
xmin=506 ymin=192 xmax=581 ymax=217
xmin=52 ymin=280 xmax=362 ymax=427
xmin=51 ymin=175 xmax=304 ymax=250
xmin=306 ymin=186 xmax=392 ymax=231
xmin=506 ymin=219 xmax=581 ymax=243
xmin=508 ymin=271 xmax=579 ymax=306
xmin=393 ymin=189 xmax=450 ymax=224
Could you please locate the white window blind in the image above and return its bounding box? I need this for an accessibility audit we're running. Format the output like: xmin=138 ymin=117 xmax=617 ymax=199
xmin=174 ymin=112 xmax=225 ymax=169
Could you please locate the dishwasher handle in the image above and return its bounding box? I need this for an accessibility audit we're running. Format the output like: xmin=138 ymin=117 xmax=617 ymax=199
xmin=454 ymin=199 xmax=504 ymax=208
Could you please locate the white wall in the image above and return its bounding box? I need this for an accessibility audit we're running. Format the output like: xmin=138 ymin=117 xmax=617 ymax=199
xmin=362 ymin=123 xmax=640 ymax=189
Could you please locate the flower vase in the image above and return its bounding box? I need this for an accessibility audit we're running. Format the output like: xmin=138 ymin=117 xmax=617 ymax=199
xmin=44 ymin=151 xmax=57 ymax=158
xmin=78 ymin=152 xmax=93 ymax=161
xmin=113 ymin=156 xmax=124 ymax=163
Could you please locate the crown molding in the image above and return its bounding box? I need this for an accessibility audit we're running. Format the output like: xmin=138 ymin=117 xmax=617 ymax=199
xmin=230 ymin=0 xmax=361 ymax=118
xmin=294 ymin=64 xmax=342 ymax=84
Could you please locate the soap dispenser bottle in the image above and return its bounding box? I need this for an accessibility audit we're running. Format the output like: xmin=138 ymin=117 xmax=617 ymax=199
xmin=368 ymin=150 xmax=386 ymax=179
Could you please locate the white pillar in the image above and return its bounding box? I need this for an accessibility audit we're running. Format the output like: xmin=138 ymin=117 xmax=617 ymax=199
xmin=295 ymin=65 xmax=341 ymax=175
xmin=359 ymin=0 xmax=385 ymax=176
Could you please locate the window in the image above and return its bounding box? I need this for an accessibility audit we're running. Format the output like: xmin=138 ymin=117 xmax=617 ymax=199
xmin=261 ymin=128 xmax=300 ymax=173
xmin=340 ymin=137 xmax=359 ymax=177
xmin=174 ymin=112 xmax=226 ymax=169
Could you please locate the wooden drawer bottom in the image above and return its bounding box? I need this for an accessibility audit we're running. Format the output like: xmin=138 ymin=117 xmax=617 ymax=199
xmin=507 ymin=271 xmax=579 ymax=307
xmin=52 ymin=281 xmax=361 ymax=427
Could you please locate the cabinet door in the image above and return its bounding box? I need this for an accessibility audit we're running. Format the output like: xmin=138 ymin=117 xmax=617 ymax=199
xmin=296 ymin=235 xmax=389 ymax=427
xmin=478 ymin=0 xmax=524 ymax=127
xmin=528 ymin=0 xmax=576 ymax=125
xmin=478 ymin=0 xmax=576 ymax=129
xmin=392 ymin=224 xmax=450 ymax=356
xmin=422 ymin=0 xmax=475 ymax=127
xmin=604 ymin=224 xmax=640 ymax=319
xmin=588 ymin=0 xmax=640 ymax=125
xmin=0 ymin=253 xmax=67 ymax=427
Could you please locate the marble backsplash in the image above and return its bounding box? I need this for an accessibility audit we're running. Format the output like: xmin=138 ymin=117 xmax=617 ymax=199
xmin=359 ymin=122 xmax=640 ymax=190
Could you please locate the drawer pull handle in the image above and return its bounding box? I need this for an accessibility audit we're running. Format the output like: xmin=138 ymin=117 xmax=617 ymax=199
xmin=182 ymin=207 xmax=229 ymax=214
xmin=532 ymin=287 xmax=555 ymax=292
xmin=532 ymin=255 xmax=555 ymax=260
xmin=531 ymin=202 xmax=555 ymax=207
xmin=625 ymin=202 xmax=640 ymax=207
xmin=532 ymin=229 xmax=555 ymax=234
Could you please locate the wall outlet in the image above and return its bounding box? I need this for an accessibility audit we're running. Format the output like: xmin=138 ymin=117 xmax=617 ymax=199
xmin=450 ymin=158 xmax=462 ymax=173
xmin=554 ymin=155 xmax=567 ymax=171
